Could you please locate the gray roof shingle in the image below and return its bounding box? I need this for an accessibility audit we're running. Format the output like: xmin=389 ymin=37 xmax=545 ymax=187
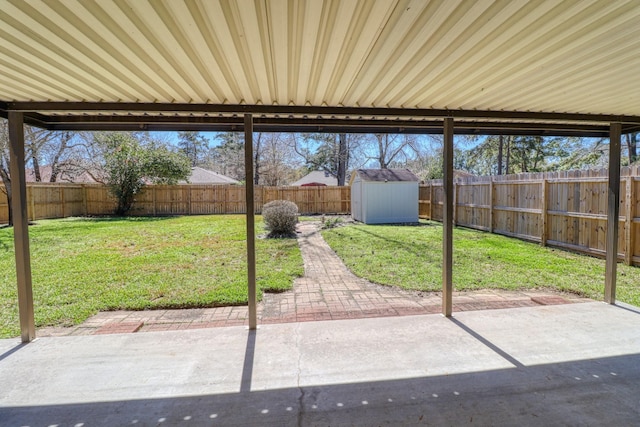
xmin=355 ymin=169 xmax=419 ymax=182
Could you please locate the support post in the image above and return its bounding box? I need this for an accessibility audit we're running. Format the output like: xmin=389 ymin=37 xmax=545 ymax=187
xmin=442 ymin=118 xmax=454 ymax=317
xmin=244 ymin=114 xmax=257 ymax=329
xmin=429 ymin=181 xmax=434 ymax=220
xmin=8 ymin=111 xmax=35 ymax=342
xmin=605 ymin=123 xmax=622 ymax=304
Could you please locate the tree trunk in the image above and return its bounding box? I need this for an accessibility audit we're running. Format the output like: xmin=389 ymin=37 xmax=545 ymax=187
xmin=505 ymin=136 xmax=511 ymax=175
xmin=32 ymin=155 xmax=41 ymax=182
xmin=497 ymin=135 xmax=504 ymax=175
xmin=376 ymin=134 xmax=388 ymax=169
xmin=626 ymin=133 xmax=638 ymax=164
xmin=337 ymin=133 xmax=347 ymax=185
xmin=253 ymin=133 xmax=262 ymax=185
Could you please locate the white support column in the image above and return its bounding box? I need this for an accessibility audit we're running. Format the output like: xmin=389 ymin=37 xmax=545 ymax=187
xmin=604 ymin=122 xmax=622 ymax=304
xmin=443 ymin=118 xmax=454 ymax=317
xmin=8 ymin=111 xmax=35 ymax=342
xmin=244 ymin=114 xmax=257 ymax=329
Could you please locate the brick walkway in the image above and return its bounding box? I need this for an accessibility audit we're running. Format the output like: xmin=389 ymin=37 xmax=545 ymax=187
xmin=37 ymin=221 xmax=590 ymax=336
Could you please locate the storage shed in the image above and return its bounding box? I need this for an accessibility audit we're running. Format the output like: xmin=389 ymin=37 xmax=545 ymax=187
xmin=350 ymin=169 xmax=419 ymax=224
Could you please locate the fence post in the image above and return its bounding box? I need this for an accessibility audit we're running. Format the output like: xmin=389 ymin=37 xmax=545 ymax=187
xmin=152 ymin=186 xmax=157 ymax=216
xmin=489 ymin=177 xmax=494 ymax=233
xmin=625 ymin=176 xmax=634 ymax=265
xmin=188 ymin=185 xmax=192 ymax=215
xmin=452 ymin=181 xmax=458 ymax=225
xmin=61 ymin=186 xmax=65 ymax=218
xmin=29 ymin=186 xmax=35 ymax=222
xmin=428 ymin=182 xmax=433 ymax=220
xmin=82 ymin=184 xmax=87 ymax=215
xmin=540 ymin=178 xmax=548 ymax=246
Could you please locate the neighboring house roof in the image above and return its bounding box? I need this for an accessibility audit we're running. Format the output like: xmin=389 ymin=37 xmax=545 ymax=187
xmin=25 ymin=165 xmax=98 ymax=183
xmin=290 ymin=171 xmax=338 ymax=186
xmin=185 ymin=167 xmax=240 ymax=184
xmin=454 ymin=170 xmax=475 ymax=179
xmin=352 ymin=169 xmax=419 ymax=183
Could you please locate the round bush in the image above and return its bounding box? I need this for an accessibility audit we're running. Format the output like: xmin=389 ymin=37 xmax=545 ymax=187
xmin=262 ymin=200 xmax=299 ymax=238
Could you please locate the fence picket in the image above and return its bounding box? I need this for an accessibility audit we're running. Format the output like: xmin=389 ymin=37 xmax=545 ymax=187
xmin=1 ymin=170 xmax=638 ymax=266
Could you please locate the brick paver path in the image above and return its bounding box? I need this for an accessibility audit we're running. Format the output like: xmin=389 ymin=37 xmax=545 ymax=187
xmin=37 ymin=221 xmax=589 ymax=336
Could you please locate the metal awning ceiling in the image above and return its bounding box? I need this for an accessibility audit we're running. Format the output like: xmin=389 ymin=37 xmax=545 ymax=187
xmin=1 ymin=0 xmax=640 ymax=135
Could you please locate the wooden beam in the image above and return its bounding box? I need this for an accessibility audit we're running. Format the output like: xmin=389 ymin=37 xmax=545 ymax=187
xmin=8 ymin=111 xmax=35 ymax=342
xmin=443 ymin=117 xmax=454 ymax=317
xmin=244 ymin=114 xmax=257 ymax=329
xmin=605 ymin=122 xmax=622 ymax=304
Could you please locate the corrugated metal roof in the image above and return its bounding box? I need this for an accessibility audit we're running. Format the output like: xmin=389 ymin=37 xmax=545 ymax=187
xmin=355 ymin=169 xmax=419 ymax=182
xmin=1 ymin=0 xmax=639 ymax=119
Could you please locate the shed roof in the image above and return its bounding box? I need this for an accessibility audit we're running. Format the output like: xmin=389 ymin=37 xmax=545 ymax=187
xmin=1 ymin=1 xmax=640 ymax=136
xmin=355 ymin=169 xmax=419 ymax=183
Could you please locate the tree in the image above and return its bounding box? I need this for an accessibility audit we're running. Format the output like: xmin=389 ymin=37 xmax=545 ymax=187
xmin=625 ymin=133 xmax=638 ymax=165
xmin=177 ymin=131 xmax=210 ymax=167
xmin=0 ymin=120 xmax=65 ymax=225
xmin=367 ymin=134 xmax=420 ymax=169
xmin=337 ymin=134 xmax=348 ymax=185
xmin=24 ymin=127 xmax=56 ymax=182
xmin=208 ymin=132 xmax=245 ymax=181
xmin=289 ymin=133 xmax=363 ymax=184
xmin=255 ymin=133 xmax=300 ymax=185
xmin=94 ymin=132 xmax=191 ymax=215
xmin=0 ymin=119 xmax=13 ymax=225
xmin=459 ymin=135 xmax=607 ymax=175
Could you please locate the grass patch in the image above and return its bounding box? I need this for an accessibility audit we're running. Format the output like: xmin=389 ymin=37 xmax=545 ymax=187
xmin=0 ymin=215 xmax=303 ymax=338
xmin=322 ymin=221 xmax=640 ymax=306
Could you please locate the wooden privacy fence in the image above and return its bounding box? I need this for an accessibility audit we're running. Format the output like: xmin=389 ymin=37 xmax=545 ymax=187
xmin=0 ymin=184 xmax=351 ymax=222
xmin=3 ymin=168 xmax=639 ymax=267
xmin=420 ymin=166 xmax=640 ymax=266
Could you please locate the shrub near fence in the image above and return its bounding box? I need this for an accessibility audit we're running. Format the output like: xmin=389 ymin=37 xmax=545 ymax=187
xmin=420 ymin=166 xmax=640 ymax=267
xmin=0 ymin=184 xmax=351 ymax=223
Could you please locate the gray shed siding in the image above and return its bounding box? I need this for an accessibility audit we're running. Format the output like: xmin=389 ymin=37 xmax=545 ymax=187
xmin=351 ymin=170 xmax=418 ymax=224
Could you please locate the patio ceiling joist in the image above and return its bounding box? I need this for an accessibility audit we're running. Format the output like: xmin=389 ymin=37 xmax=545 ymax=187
xmin=2 ymin=101 xmax=636 ymax=136
xmin=19 ymin=116 xmax=616 ymax=138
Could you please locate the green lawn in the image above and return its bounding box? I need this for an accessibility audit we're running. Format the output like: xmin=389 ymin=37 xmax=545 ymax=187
xmin=0 ymin=215 xmax=303 ymax=338
xmin=322 ymin=221 xmax=640 ymax=306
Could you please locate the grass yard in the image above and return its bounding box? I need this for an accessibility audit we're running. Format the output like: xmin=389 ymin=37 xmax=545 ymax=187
xmin=0 ymin=215 xmax=303 ymax=338
xmin=322 ymin=221 xmax=640 ymax=307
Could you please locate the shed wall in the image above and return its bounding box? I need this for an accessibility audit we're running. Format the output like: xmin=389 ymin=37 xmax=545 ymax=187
xmin=351 ymin=176 xmax=363 ymax=222
xmin=360 ymin=181 xmax=418 ymax=224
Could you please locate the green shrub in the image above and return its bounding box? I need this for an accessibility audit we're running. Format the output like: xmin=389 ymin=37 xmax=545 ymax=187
xmin=321 ymin=216 xmax=343 ymax=229
xmin=263 ymin=200 xmax=298 ymax=238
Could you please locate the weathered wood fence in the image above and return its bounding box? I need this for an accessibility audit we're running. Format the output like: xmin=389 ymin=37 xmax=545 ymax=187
xmin=2 ymin=167 xmax=639 ymax=266
xmin=420 ymin=166 xmax=640 ymax=266
xmin=0 ymin=184 xmax=351 ymax=222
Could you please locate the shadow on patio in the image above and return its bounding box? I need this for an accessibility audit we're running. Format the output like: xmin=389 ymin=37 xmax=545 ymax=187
xmin=1 ymin=302 xmax=639 ymax=426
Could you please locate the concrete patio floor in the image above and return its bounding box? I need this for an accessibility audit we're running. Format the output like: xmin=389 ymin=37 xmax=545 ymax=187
xmin=1 ymin=302 xmax=640 ymax=426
